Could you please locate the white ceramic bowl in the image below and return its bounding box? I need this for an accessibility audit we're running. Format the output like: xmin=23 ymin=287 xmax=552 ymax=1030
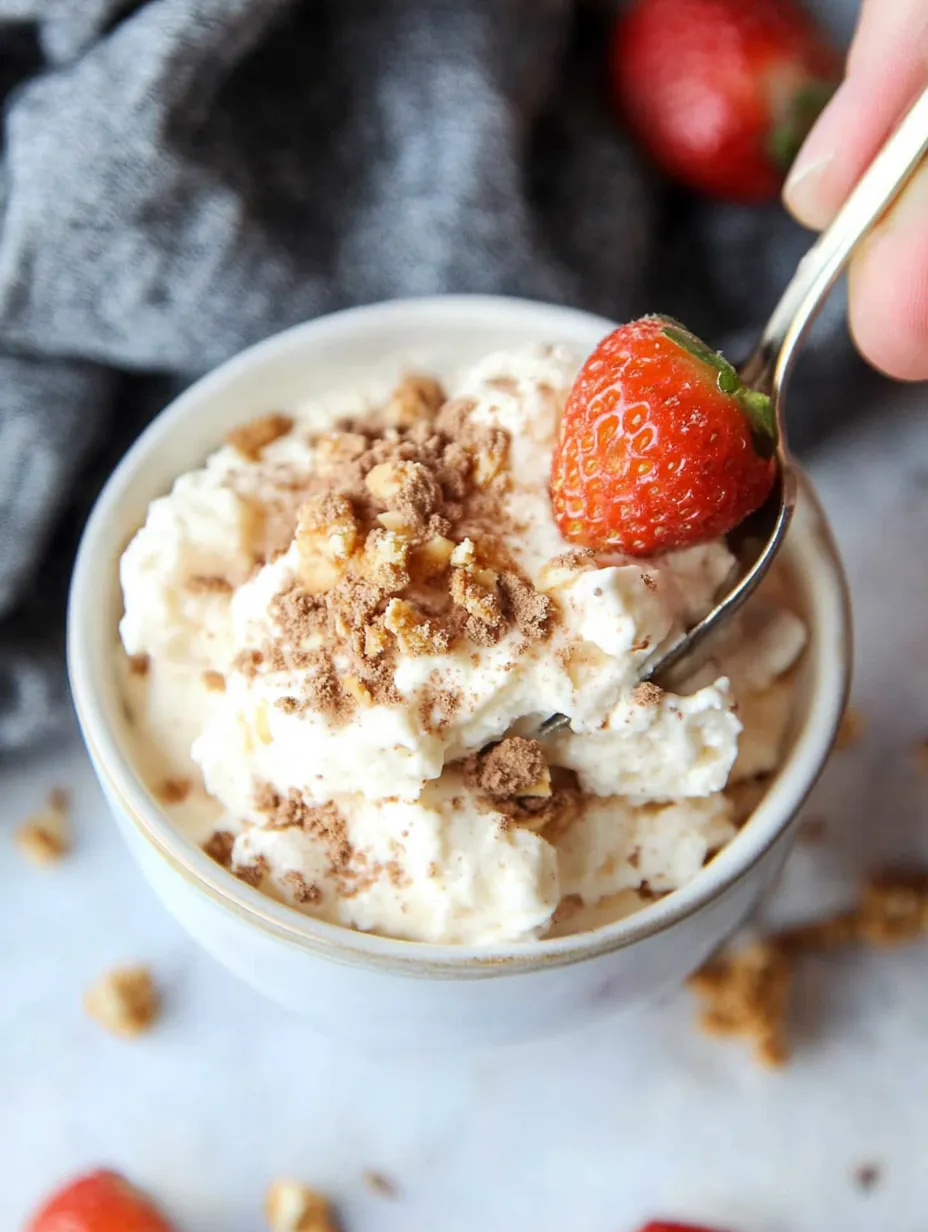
xmin=68 ymin=296 xmax=851 ymax=1047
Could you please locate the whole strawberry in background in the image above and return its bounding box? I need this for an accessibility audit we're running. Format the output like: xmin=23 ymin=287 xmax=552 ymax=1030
xmin=612 ymin=0 xmax=840 ymax=202
xmin=27 ymin=1169 xmax=176 ymax=1232
xmin=550 ymin=316 xmax=777 ymax=556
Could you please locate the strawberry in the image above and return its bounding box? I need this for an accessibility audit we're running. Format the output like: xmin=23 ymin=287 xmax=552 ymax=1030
xmin=27 ymin=1169 xmax=176 ymax=1232
xmin=639 ymin=1223 xmax=735 ymax=1232
xmin=550 ymin=316 xmax=776 ymax=556
xmin=611 ymin=0 xmax=840 ymax=201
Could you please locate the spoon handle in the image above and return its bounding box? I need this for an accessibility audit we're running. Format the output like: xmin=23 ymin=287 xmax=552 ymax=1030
xmin=741 ymin=85 xmax=928 ymax=399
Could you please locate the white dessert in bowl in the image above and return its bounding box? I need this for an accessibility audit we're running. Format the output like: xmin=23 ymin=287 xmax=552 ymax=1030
xmin=68 ymin=296 xmax=850 ymax=1044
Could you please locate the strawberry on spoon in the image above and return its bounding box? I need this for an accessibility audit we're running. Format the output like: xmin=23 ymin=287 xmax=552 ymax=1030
xmin=550 ymin=315 xmax=777 ymax=558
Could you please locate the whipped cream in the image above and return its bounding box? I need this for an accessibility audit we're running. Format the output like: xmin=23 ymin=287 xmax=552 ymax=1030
xmin=119 ymin=347 xmax=805 ymax=945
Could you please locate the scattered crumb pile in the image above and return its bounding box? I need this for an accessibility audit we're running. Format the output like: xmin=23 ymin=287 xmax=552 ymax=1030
xmin=83 ymin=965 xmax=161 ymax=1039
xmin=14 ymin=788 xmax=71 ymax=866
xmin=689 ymin=868 xmax=928 ymax=1066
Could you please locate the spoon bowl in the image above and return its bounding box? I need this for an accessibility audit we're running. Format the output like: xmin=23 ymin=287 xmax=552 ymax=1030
xmin=539 ymin=84 xmax=928 ymax=738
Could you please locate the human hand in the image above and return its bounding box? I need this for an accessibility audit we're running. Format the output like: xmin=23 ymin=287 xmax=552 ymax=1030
xmin=783 ymin=0 xmax=928 ymax=380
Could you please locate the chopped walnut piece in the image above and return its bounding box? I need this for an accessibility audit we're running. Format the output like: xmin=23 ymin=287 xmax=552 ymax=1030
xmin=384 ymin=598 xmax=451 ymax=656
xmin=295 ymin=495 xmax=358 ymax=594
xmin=472 ymin=428 xmax=509 ymax=488
xmin=365 ymin=459 xmax=441 ymax=520
xmin=835 ymin=705 xmax=864 ymax=749
xmin=499 ymin=571 xmax=553 ymax=641
xmin=384 ymin=373 xmax=446 ymax=428
xmin=226 ymin=412 xmax=294 ymax=460
xmin=688 ymin=939 xmax=792 ymax=1067
xmin=363 ymin=527 xmax=411 ymax=591
xmin=412 ymin=534 xmax=455 ymax=579
xmin=449 ymin=564 xmax=502 ymax=627
xmin=15 ymin=789 xmax=71 ymax=866
xmin=264 ymin=1179 xmax=337 ymax=1232
xmin=83 ymin=965 xmax=160 ymax=1038
xmin=202 ymin=830 xmax=235 ymax=868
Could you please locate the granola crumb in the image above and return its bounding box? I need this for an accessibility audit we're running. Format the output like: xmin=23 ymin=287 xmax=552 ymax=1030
xmin=157 ymin=777 xmax=192 ymax=804
xmin=835 ymin=705 xmax=864 ymax=750
xmin=282 ymin=870 xmax=324 ymax=905
xmin=14 ymin=789 xmax=71 ymax=866
xmin=202 ymin=830 xmax=235 ymax=868
xmin=363 ymin=1170 xmax=398 ymax=1198
xmin=83 ymin=965 xmax=160 ymax=1038
xmin=227 ymin=412 xmax=294 ymax=460
xmin=264 ymin=1179 xmax=337 ymax=1232
xmin=631 ymin=681 xmax=663 ymax=706
xmin=202 ymin=669 xmax=227 ymax=692
xmin=687 ymin=939 xmax=792 ymax=1067
xmin=463 ymin=736 xmax=549 ymax=799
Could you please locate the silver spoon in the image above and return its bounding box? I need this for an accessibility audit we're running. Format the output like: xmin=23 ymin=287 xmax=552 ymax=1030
xmin=540 ymin=84 xmax=928 ymax=738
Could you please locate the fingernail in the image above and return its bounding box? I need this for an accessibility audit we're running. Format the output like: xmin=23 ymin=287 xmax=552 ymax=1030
xmin=783 ymin=82 xmax=848 ymax=228
xmin=783 ymin=150 xmax=834 ymax=227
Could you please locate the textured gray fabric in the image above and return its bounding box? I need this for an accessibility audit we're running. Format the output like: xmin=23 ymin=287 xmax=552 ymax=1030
xmin=0 ymin=0 xmax=866 ymax=751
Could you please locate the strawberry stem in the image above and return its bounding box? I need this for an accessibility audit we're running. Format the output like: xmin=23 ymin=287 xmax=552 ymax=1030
xmin=660 ymin=321 xmax=778 ymax=456
xmin=768 ymin=79 xmax=836 ymax=173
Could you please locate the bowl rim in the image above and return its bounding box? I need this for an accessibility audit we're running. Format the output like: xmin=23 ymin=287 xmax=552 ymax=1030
xmin=67 ymin=294 xmax=852 ymax=979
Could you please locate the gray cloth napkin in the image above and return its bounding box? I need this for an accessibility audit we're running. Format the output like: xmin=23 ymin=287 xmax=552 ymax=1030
xmin=0 ymin=0 xmax=871 ymax=752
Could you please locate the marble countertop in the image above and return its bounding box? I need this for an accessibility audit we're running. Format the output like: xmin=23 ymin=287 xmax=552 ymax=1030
xmin=3 ymin=387 xmax=928 ymax=1232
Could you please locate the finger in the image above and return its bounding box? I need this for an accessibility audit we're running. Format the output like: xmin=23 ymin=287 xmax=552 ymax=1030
xmin=783 ymin=0 xmax=928 ymax=229
xmin=847 ymin=159 xmax=928 ymax=381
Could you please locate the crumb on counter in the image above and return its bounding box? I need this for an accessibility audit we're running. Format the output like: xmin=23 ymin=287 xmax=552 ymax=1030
xmin=854 ymin=1163 xmax=882 ymax=1192
xmin=14 ymin=788 xmax=71 ymax=866
xmin=363 ymin=1170 xmax=398 ymax=1198
xmin=690 ymin=868 xmax=928 ymax=1066
xmin=83 ymin=965 xmax=160 ymax=1038
xmin=265 ymin=1179 xmax=338 ymax=1232
xmin=688 ymin=939 xmax=791 ymax=1067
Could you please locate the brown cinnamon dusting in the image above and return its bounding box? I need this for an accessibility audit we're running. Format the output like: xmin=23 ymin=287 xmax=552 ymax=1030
xmin=282 ymin=871 xmax=324 ymax=905
xmin=186 ymin=574 xmax=232 ymax=594
xmin=465 ymin=737 xmax=547 ymax=798
xmin=226 ymin=412 xmax=294 ymax=460
xmin=631 ymin=681 xmax=664 ymax=706
xmin=233 ymin=854 xmax=269 ymax=887
xmin=157 ymin=777 xmax=191 ymax=804
xmin=203 ymin=830 xmax=235 ymax=867
xmin=641 ymin=572 xmax=657 ymax=592
xmin=255 ymin=784 xmax=352 ymax=871
xmin=223 ymin=372 xmax=560 ymax=726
